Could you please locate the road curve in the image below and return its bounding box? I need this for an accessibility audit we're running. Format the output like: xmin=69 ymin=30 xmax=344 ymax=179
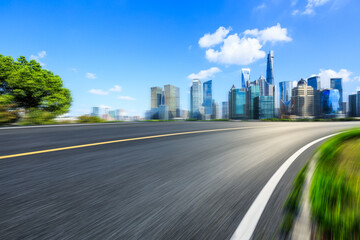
xmin=0 ymin=121 xmax=359 ymax=239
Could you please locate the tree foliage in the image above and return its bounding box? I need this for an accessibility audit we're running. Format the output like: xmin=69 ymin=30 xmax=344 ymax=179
xmin=0 ymin=55 xmax=72 ymax=115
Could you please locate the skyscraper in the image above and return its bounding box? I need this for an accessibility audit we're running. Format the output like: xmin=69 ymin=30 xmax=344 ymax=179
xmin=254 ymin=96 xmax=274 ymax=119
xmin=228 ymin=85 xmax=247 ymax=119
xmin=241 ymin=68 xmax=250 ymax=89
xmin=190 ymin=79 xmax=203 ymax=119
xmin=211 ymin=100 xmax=219 ymax=119
xmin=164 ymin=84 xmax=180 ymax=118
xmin=307 ymin=76 xmax=321 ymax=91
xmin=203 ymin=80 xmax=213 ymax=119
xmin=258 ymin=74 xmax=266 ymax=96
xmin=91 ymin=107 xmax=100 ymax=117
xmin=291 ymin=79 xmax=314 ymax=117
xmin=279 ymin=81 xmax=294 ymax=116
xmin=247 ymin=82 xmax=260 ymax=119
xmin=222 ymin=101 xmax=228 ymax=119
xmin=151 ymin=87 xmax=163 ymax=109
xmin=330 ymin=78 xmax=343 ymax=112
xmin=266 ymin=51 xmax=274 ymax=85
xmin=316 ymin=89 xmax=341 ymax=118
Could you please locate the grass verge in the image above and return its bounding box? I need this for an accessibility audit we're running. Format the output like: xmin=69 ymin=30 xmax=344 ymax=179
xmin=310 ymin=128 xmax=360 ymax=239
xmin=280 ymin=163 xmax=309 ymax=235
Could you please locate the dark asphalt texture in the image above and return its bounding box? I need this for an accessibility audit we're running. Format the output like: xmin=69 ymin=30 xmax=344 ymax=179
xmin=1 ymin=121 xmax=359 ymax=240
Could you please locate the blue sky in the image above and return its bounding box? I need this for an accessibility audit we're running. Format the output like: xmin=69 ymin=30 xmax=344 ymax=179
xmin=1 ymin=0 xmax=359 ymax=116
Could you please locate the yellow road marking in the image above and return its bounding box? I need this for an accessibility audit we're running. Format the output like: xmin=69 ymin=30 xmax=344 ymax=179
xmin=0 ymin=127 xmax=253 ymax=160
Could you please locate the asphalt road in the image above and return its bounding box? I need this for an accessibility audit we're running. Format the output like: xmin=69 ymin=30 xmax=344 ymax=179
xmin=1 ymin=121 xmax=359 ymax=240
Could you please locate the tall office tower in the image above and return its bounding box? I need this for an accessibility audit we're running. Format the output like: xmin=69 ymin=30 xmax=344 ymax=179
xmin=241 ymin=68 xmax=251 ymax=89
xmin=115 ymin=109 xmax=125 ymax=120
xmin=357 ymin=91 xmax=360 ymax=117
xmin=258 ymin=74 xmax=266 ymax=96
xmin=211 ymin=100 xmax=219 ymax=119
xmin=307 ymin=76 xmax=321 ymax=91
xmin=349 ymin=94 xmax=357 ymax=117
xmin=247 ymin=82 xmax=260 ymax=119
xmin=176 ymin=87 xmax=180 ymax=117
xmin=91 ymin=107 xmax=100 ymax=117
xmin=291 ymin=79 xmax=314 ymax=117
xmin=203 ymin=80 xmax=213 ymax=119
xmin=222 ymin=101 xmax=229 ymax=119
xmin=330 ymin=78 xmax=343 ymax=112
xmin=266 ymin=51 xmax=274 ymax=85
xmin=279 ymin=81 xmax=294 ymax=116
xmin=315 ymin=89 xmax=341 ymax=118
xmin=254 ymin=96 xmax=274 ymax=119
xmin=228 ymin=85 xmax=247 ymax=119
xmin=190 ymin=79 xmax=203 ymax=119
xmin=164 ymin=84 xmax=180 ymax=119
xmin=151 ymin=87 xmax=163 ymax=109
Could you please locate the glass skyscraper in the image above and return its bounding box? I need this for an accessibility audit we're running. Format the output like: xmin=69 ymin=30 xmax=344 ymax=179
xmin=247 ymin=83 xmax=260 ymax=119
xmin=190 ymin=79 xmax=203 ymax=119
xmin=266 ymin=51 xmax=274 ymax=85
xmin=164 ymin=84 xmax=180 ymax=118
xmin=151 ymin=87 xmax=163 ymax=108
xmin=348 ymin=94 xmax=357 ymax=117
xmin=203 ymin=80 xmax=213 ymax=119
xmin=241 ymin=68 xmax=250 ymax=89
xmin=228 ymin=86 xmax=247 ymax=119
xmin=307 ymin=76 xmax=321 ymax=91
xmin=279 ymin=81 xmax=293 ymax=116
xmin=222 ymin=101 xmax=228 ymax=119
xmin=330 ymin=78 xmax=343 ymax=112
xmin=258 ymin=74 xmax=266 ymax=96
xmin=254 ymin=96 xmax=274 ymax=119
xmin=91 ymin=107 xmax=100 ymax=117
xmin=316 ymin=89 xmax=340 ymax=118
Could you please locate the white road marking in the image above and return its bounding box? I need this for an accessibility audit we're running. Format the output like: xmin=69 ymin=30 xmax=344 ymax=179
xmin=230 ymin=132 xmax=339 ymax=240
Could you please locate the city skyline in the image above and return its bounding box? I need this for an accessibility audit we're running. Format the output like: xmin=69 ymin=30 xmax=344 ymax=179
xmin=1 ymin=0 xmax=360 ymax=117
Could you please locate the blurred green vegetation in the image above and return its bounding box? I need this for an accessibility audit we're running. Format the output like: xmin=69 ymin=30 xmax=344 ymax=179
xmin=77 ymin=115 xmax=104 ymax=123
xmin=280 ymin=163 xmax=308 ymax=235
xmin=19 ymin=109 xmax=56 ymax=125
xmin=0 ymin=104 xmax=20 ymax=125
xmin=310 ymin=128 xmax=360 ymax=239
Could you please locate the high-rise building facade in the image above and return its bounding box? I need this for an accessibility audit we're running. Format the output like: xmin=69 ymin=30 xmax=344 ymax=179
xmin=315 ymin=89 xmax=341 ymax=118
xmin=91 ymin=107 xmax=100 ymax=117
xmin=291 ymin=79 xmax=314 ymax=117
xmin=164 ymin=84 xmax=180 ymax=118
xmin=247 ymin=82 xmax=260 ymax=119
xmin=241 ymin=68 xmax=250 ymax=89
xmin=307 ymin=76 xmax=321 ymax=91
xmin=211 ymin=100 xmax=219 ymax=119
xmin=203 ymin=80 xmax=213 ymax=119
xmin=330 ymin=78 xmax=343 ymax=112
xmin=190 ymin=79 xmax=203 ymax=119
xmin=228 ymin=86 xmax=247 ymax=119
xmin=357 ymin=91 xmax=360 ymax=117
xmin=254 ymin=96 xmax=274 ymax=119
xmin=258 ymin=74 xmax=266 ymax=96
xmin=266 ymin=51 xmax=274 ymax=85
xmin=151 ymin=87 xmax=163 ymax=109
xmin=279 ymin=81 xmax=294 ymax=116
xmin=222 ymin=101 xmax=228 ymax=119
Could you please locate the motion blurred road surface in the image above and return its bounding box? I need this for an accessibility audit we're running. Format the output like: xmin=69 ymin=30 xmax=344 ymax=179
xmin=1 ymin=121 xmax=359 ymax=239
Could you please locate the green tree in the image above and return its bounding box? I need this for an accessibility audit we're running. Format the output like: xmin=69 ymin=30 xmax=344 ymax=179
xmin=0 ymin=55 xmax=72 ymax=115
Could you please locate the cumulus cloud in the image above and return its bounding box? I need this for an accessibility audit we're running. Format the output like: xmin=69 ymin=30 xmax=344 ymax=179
xmin=187 ymin=67 xmax=222 ymax=80
xmin=109 ymin=85 xmax=122 ymax=92
xmin=117 ymin=96 xmax=136 ymax=101
xmin=199 ymin=26 xmax=231 ymax=48
xmin=311 ymin=69 xmax=353 ymax=88
xmin=86 ymin=73 xmax=96 ymax=79
xmin=244 ymin=23 xmax=292 ymax=44
xmin=89 ymin=89 xmax=109 ymax=95
xmin=199 ymin=24 xmax=291 ymax=65
xmin=30 ymin=50 xmax=47 ymax=66
xmin=206 ymin=34 xmax=266 ymax=65
xmin=294 ymin=0 xmax=331 ymax=15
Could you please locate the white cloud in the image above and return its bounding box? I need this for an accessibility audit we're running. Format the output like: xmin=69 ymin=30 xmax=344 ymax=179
xmin=354 ymin=76 xmax=360 ymax=82
xmin=30 ymin=50 xmax=47 ymax=66
xmin=255 ymin=3 xmax=266 ymax=10
xmin=99 ymin=104 xmax=111 ymax=109
xmin=71 ymin=68 xmax=78 ymax=72
xmin=86 ymin=72 xmax=96 ymax=79
xmin=206 ymin=34 xmax=265 ymax=65
xmin=292 ymin=9 xmax=300 ymax=15
xmin=199 ymin=24 xmax=291 ymax=65
xmin=291 ymin=0 xmax=298 ymax=6
xmin=187 ymin=67 xmax=222 ymax=80
xmin=89 ymin=89 xmax=109 ymax=95
xmin=109 ymin=85 xmax=122 ymax=92
xmin=302 ymin=0 xmax=331 ymax=15
xmin=244 ymin=23 xmax=292 ymax=44
xmin=117 ymin=96 xmax=136 ymax=101
xmin=198 ymin=26 xmax=231 ymax=48
xmin=312 ymin=69 xmax=353 ymax=88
